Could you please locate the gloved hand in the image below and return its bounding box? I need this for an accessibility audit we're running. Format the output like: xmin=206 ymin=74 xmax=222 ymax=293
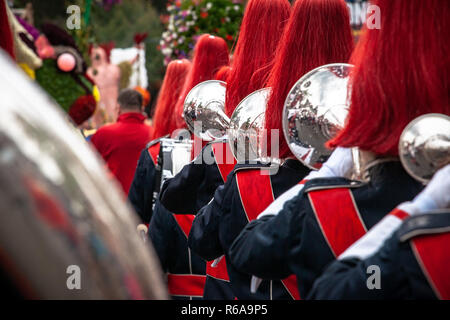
xmin=308 ymin=147 xmax=354 ymax=179
xmin=257 ymin=148 xmax=354 ymax=220
xmin=339 ymin=164 xmax=450 ymax=261
xmin=399 ymin=164 xmax=450 ymax=215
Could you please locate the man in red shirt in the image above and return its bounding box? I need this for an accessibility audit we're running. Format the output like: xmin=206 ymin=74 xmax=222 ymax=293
xmin=91 ymin=89 xmax=152 ymax=195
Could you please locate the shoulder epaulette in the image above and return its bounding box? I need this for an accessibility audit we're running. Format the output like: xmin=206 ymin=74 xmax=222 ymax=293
xmin=146 ymin=135 xmax=169 ymax=149
xmin=232 ymin=161 xmax=275 ymax=174
xmin=303 ymin=177 xmax=364 ymax=193
xmin=398 ymin=212 xmax=450 ymax=242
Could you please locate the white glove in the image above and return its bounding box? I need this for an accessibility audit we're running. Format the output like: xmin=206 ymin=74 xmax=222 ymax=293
xmin=400 ymin=164 xmax=450 ymax=215
xmin=257 ymin=148 xmax=354 ymax=220
xmin=339 ymin=164 xmax=450 ymax=261
xmin=312 ymin=147 xmax=354 ymax=179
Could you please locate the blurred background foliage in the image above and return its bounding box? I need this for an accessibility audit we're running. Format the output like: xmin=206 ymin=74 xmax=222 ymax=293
xmin=159 ymin=0 xmax=244 ymax=65
xmin=12 ymin=0 xmax=167 ymax=110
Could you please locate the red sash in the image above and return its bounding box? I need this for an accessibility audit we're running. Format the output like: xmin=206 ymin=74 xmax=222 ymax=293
xmin=308 ymin=188 xmax=367 ymax=257
xmin=206 ymin=258 xmax=230 ymax=282
xmin=147 ymin=142 xmax=161 ymax=166
xmin=236 ymin=170 xmax=301 ymax=300
xmin=173 ymin=214 xmax=195 ymax=239
xmin=171 ymin=214 xmax=207 ymax=297
xmin=212 ymin=142 xmax=237 ymax=183
xmin=167 ymin=274 xmax=206 ymax=297
xmin=412 ymin=232 xmax=450 ymax=300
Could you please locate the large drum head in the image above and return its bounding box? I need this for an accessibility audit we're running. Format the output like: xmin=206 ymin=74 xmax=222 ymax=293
xmin=283 ymin=63 xmax=353 ymax=170
xmin=183 ymin=80 xmax=229 ymax=141
xmin=399 ymin=113 xmax=450 ymax=183
xmin=0 ymin=52 xmax=167 ymax=299
xmin=228 ymin=88 xmax=270 ymax=162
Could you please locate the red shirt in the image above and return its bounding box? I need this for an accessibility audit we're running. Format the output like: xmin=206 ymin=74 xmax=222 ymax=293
xmin=91 ymin=112 xmax=151 ymax=195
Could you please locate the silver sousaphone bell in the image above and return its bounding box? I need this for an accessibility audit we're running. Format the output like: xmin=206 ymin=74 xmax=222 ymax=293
xmin=282 ymin=63 xmax=354 ymax=170
xmin=0 ymin=51 xmax=167 ymax=299
xmin=152 ymin=81 xmax=229 ymax=202
xmin=183 ymin=80 xmax=230 ymax=141
xmin=228 ymin=88 xmax=271 ymax=162
xmin=399 ymin=113 xmax=450 ymax=183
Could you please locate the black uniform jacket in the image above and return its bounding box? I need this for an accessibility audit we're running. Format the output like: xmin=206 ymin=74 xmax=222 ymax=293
xmin=159 ymin=141 xmax=235 ymax=214
xmin=149 ymin=199 xmax=206 ymax=300
xmin=128 ymin=138 xmax=163 ymax=224
xmin=229 ymin=161 xmax=424 ymax=299
xmin=188 ymin=159 xmax=310 ymax=300
xmin=308 ymin=211 xmax=450 ymax=300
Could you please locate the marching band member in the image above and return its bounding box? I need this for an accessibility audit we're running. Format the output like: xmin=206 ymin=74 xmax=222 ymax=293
xmin=188 ymin=0 xmax=354 ymax=300
xmin=229 ymin=0 xmax=449 ymax=299
xmin=128 ymin=59 xmax=191 ymax=224
xmin=144 ymin=35 xmax=230 ymax=299
xmin=158 ymin=0 xmax=291 ymax=299
xmin=148 ymin=198 xmax=208 ymax=300
xmin=173 ymin=34 xmax=230 ymax=132
xmin=129 ymin=34 xmax=229 ymax=225
xmin=309 ymin=165 xmax=450 ymax=300
xmin=159 ymin=0 xmax=291 ymax=215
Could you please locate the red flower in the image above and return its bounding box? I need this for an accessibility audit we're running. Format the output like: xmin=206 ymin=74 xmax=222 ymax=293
xmin=200 ymin=12 xmax=209 ymax=18
xmin=226 ymin=35 xmax=234 ymax=41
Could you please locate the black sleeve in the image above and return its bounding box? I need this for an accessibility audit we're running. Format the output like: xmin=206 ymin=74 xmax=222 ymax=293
xmin=229 ymin=193 xmax=305 ymax=280
xmin=148 ymin=201 xmax=177 ymax=272
xmin=128 ymin=149 xmax=152 ymax=223
xmin=307 ymin=233 xmax=409 ymax=300
xmin=188 ymin=179 xmax=233 ymax=261
xmin=158 ymin=148 xmax=208 ymax=214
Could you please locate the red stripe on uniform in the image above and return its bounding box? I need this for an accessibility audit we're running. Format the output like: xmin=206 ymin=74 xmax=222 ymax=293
xmin=412 ymin=232 xmax=450 ymax=300
xmin=147 ymin=142 xmax=161 ymax=165
xmin=167 ymin=274 xmax=206 ymax=297
xmin=236 ymin=171 xmax=274 ymax=221
xmin=173 ymin=214 xmax=196 ymax=239
xmin=281 ymin=274 xmax=301 ymax=300
xmin=308 ymin=188 xmax=367 ymax=257
xmin=212 ymin=142 xmax=237 ymax=183
xmin=236 ymin=170 xmax=301 ymax=300
xmin=389 ymin=208 xmax=410 ymax=221
xmin=206 ymin=258 xmax=230 ymax=281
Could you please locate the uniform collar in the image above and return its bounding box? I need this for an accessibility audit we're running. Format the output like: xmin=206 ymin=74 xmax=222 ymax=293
xmin=117 ymin=112 xmax=146 ymax=123
xmin=283 ymin=158 xmax=307 ymax=170
xmin=368 ymin=160 xmax=419 ymax=187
